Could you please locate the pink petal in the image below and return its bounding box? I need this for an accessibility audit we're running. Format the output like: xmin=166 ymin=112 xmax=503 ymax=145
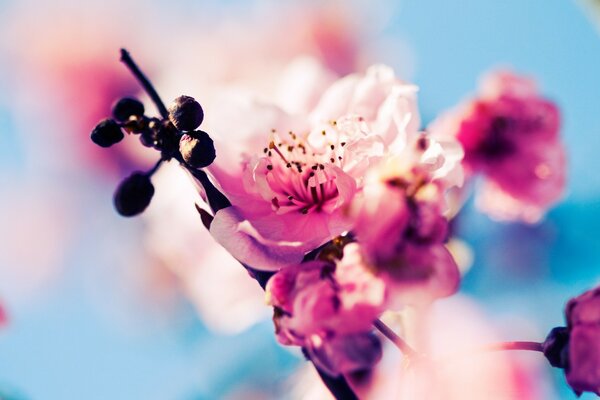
xmin=209 ymin=207 xmax=307 ymax=271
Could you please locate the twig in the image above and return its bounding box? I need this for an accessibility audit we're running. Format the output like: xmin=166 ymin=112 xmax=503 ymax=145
xmin=468 ymin=341 xmax=543 ymax=353
xmin=373 ymin=319 xmax=419 ymax=358
xmin=120 ymin=49 xmax=169 ymax=119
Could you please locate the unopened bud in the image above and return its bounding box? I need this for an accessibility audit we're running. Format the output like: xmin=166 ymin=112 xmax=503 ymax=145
xmin=168 ymin=95 xmax=204 ymax=131
xmin=179 ymin=130 xmax=216 ymax=168
xmin=113 ymin=172 xmax=155 ymax=217
xmin=112 ymin=97 xmax=145 ymax=122
xmin=91 ymin=119 xmax=124 ymax=148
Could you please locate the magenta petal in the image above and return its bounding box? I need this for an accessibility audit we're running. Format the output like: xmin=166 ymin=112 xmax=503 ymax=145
xmin=209 ymin=207 xmax=306 ymax=271
xmin=567 ymin=326 xmax=600 ymax=396
xmin=566 ymin=287 xmax=600 ymax=328
xmin=385 ymin=244 xmax=460 ymax=308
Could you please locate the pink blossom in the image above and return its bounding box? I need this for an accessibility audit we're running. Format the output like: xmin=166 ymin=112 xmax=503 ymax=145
xmin=348 ymin=296 xmax=551 ymax=400
xmin=430 ymin=70 xmax=566 ymax=223
xmin=141 ymin=164 xmax=270 ymax=333
xmin=350 ymin=135 xmax=462 ymax=307
xmin=207 ymin=65 xmax=420 ymax=269
xmin=265 ymin=243 xmax=385 ymax=375
xmin=266 ymin=243 xmax=385 ymax=342
xmin=564 ymin=285 xmax=600 ymax=396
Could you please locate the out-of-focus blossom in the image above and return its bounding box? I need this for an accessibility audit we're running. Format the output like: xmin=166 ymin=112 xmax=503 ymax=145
xmin=348 ymin=296 xmax=551 ymax=400
xmin=141 ymin=163 xmax=269 ymax=334
xmin=0 ymin=179 xmax=72 ymax=306
xmin=350 ymin=134 xmax=463 ymax=308
xmin=558 ymin=285 xmax=600 ymax=396
xmin=430 ymin=70 xmax=566 ymax=223
xmin=207 ymin=64 xmax=420 ymax=270
xmin=0 ymin=302 xmax=7 ymax=327
xmin=266 ymin=243 xmax=384 ymax=375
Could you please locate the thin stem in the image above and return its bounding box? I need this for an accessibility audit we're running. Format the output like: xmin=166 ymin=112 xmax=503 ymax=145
xmin=471 ymin=341 xmax=543 ymax=353
xmin=120 ymin=49 xmax=169 ymax=119
xmin=145 ymin=158 xmax=163 ymax=177
xmin=435 ymin=340 xmax=543 ymax=364
xmin=373 ymin=319 xmax=419 ymax=358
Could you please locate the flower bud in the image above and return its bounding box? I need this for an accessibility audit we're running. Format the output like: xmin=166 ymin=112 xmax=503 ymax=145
xmin=168 ymin=95 xmax=204 ymax=131
xmin=113 ymin=172 xmax=155 ymax=217
xmin=542 ymin=326 xmax=569 ymax=369
xmin=112 ymin=97 xmax=145 ymax=122
xmin=139 ymin=129 xmax=157 ymax=148
xmin=91 ymin=119 xmax=124 ymax=148
xmin=179 ymin=130 xmax=216 ymax=168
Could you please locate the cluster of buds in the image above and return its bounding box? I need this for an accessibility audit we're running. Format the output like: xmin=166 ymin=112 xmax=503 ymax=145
xmin=91 ymin=91 xmax=215 ymax=216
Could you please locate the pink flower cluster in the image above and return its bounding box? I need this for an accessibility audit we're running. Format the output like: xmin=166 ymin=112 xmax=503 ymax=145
xmin=204 ymin=63 xmax=464 ymax=375
xmin=266 ymin=244 xmax=385 ymax=375
xmin=430 ymin=70 xmax=566 ymax=223
xmin=208 ymin=65 xmax=422 ymax=263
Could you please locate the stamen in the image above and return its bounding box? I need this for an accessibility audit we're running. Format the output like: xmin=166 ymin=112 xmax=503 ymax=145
xmin=311 ymin=186 xmax=319 ymax=203
xmin=269 ymin=141 xmax=290 ymax=164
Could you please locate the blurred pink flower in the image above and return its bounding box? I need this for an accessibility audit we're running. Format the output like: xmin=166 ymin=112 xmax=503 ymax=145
xmin=208 ymin=65 xmax=420 ymax=269
xmin=140 ymin=164 xmax=269 ymax=334
xmin=430 ymin=70 xmax=566 ymax=223
xmin=348 ymin=296 xmax=551 ymax=400
xmin=0 ymin=179 xmax=73 ymax=306
xmin=0 ymin=302 xmax=7 ymax=327
xmin=564 ymin=285 xmax=600 ymax=396
xmin=266 ymin=243 xmax=385 ymax=375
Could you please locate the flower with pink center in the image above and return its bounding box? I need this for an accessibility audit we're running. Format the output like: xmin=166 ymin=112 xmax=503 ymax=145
xmin=207 ymin=64 xmax=420 ymax=270
xmin=350 ymin=134 xmax=463 ymax=307
xmin=429 ymin=70 xmax=566 ymax=223
xmin=265 ymin=243 xmax=385 ymax=375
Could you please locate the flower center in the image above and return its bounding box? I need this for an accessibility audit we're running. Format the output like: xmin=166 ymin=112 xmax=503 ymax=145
xmin=261 ymin=122 xmax=350 ymax=215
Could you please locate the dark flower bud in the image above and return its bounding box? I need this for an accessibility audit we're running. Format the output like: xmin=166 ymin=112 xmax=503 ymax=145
xmin=139 ymin=129 xmax=157 ymax=148
xmin=168 ymin=95 xmax=204 ymax=131
xmin=542 ymin=326 xmax=570 ymax=369
xmin=179 ymin=130 xmax=216 ymax=168
xmin=113 ymin=172 xmax=155 ymax=217
xmin=91 ymin=119 xmax=124 ymax=147
xmin=112 ymin=97 xmax=145 ymax=122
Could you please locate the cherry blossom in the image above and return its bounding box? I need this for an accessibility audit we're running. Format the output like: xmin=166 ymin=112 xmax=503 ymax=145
xmin=207 ymin=64 xmax=421 ymax=269
xmin=350 ymin=134 xmax=463 ymax=307
xmin=430 ymin=70 xmax=566 ymax=223
xmin=266 ymin=243 xmax=385 ymax=375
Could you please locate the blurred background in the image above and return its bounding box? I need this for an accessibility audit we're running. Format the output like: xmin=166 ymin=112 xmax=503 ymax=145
xmin=0 ymin=0 xmax=599 ymax=398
